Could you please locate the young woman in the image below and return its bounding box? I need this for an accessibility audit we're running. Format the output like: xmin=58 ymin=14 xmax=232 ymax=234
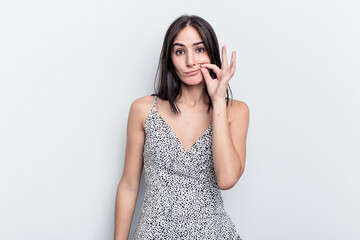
xmin=114 ymin=15 xmax=249 ymax=240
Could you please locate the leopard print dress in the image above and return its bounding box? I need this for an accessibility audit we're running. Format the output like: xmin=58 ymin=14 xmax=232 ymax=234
xmin=133 ymin=95 xmax=242 ymax=239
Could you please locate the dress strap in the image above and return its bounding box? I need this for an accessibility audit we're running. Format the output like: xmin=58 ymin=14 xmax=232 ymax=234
xmin=152 ymin=95 xmax=157 ymax=109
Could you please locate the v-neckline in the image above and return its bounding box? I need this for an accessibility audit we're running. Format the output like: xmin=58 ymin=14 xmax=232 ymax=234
xmin=153 ymin=107 xmax=212 ymax=154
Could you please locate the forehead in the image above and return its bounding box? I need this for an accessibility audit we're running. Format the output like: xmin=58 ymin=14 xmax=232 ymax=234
xmin=173 ymin=25 xmax=203 ymax=44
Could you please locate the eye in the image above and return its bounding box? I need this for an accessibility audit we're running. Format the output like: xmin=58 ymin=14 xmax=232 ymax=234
xmin=175 ymin=49 xmax=185 ymax=55
xmin=196 ymin=47 xmax=205 ymax=53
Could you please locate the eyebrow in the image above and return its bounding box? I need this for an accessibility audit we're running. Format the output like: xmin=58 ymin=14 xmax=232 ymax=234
xmin=173 ymin=41 xmax=204 ymax=47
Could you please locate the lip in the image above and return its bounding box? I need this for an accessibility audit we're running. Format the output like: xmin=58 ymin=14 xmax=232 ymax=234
xmin=185 ymin=69 xmax=200 ymax=76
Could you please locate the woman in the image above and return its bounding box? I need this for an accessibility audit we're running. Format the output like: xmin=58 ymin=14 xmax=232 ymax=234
xmin=114 ymin=15 xmax=250 ymax=239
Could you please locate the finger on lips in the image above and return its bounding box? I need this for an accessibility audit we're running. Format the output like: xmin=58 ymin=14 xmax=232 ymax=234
xmin=200 ymin=67 xmax=213 ymax=82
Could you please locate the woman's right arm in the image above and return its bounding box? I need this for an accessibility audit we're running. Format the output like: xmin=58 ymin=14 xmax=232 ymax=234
xmin=114 ymin=97 xmax=151 ymax=240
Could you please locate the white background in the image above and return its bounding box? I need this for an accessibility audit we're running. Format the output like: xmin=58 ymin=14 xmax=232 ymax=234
xmin=1 ymin=0 xmax=360 ymax=239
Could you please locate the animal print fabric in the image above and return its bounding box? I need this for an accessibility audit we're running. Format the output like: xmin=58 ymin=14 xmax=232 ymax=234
xmin=133 ymin=95 xmax=242 ymax=239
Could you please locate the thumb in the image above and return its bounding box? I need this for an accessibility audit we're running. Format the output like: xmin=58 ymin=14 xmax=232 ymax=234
xmin=200 ymin=67 xmax=214 ymax=85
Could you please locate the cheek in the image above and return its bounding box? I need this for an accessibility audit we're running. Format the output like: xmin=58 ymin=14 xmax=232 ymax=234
xmin=198 ymin=54 xmax=211 ymax=64
xmin=171 ymin=55 xmax=182 ymax=71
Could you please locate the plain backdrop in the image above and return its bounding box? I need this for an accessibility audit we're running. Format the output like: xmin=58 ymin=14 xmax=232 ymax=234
xmin=1 ymin=0 xmax=360 ymax=239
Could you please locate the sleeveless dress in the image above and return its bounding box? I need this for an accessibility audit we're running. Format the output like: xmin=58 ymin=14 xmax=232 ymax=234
xmin=133 ymin=95 xmax=242 ymax=240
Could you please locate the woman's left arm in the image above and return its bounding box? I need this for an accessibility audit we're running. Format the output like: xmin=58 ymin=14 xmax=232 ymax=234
xmin=200 ymin=45 xmax=250 ymax=190
xmin=211 ymin=98 xmax=249 ymax=190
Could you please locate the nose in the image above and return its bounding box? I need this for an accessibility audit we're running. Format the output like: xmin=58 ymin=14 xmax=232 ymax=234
xmin=186 ymin=52 xmax=196 ymax=67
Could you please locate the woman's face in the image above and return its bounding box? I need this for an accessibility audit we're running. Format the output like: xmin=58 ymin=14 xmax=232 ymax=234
xmin=171 ymin=25 xmax=211 ymax=86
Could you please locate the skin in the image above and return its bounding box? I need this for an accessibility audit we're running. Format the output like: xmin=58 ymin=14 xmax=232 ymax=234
xmin=114 ymin=25 xmax=250 ymax=240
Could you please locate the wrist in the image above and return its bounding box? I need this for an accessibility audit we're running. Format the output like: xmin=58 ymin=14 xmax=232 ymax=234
xmin=212 ymin=97 xmax=226 ymax=105
xmin=212 ymin=98 xmax=227 ymax=112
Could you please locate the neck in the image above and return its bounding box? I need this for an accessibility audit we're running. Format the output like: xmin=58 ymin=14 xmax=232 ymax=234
xmin=176 ymin=81 xmax=209 ymax=107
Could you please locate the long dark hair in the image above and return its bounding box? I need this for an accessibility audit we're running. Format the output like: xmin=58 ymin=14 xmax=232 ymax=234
xmin=153 ymin=15 xmax=233 ymax=114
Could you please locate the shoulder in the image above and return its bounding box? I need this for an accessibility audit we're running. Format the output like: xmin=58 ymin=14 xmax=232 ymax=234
xmin=129 ymin=95 xmax=155 ymax=128
xmin=130 ymin=95 xmax=154 ymax=110
xmin=228 ymin=99 xmax=250 ymax=113
xmin=227 ymin=99 xmax=250 ymax=123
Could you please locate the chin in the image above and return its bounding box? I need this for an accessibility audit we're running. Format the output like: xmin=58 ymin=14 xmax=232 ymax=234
xmin=181 ymin=75 xmax=204 ymax=86
xmin=182 ymin=80 xmax=204 ymax=86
